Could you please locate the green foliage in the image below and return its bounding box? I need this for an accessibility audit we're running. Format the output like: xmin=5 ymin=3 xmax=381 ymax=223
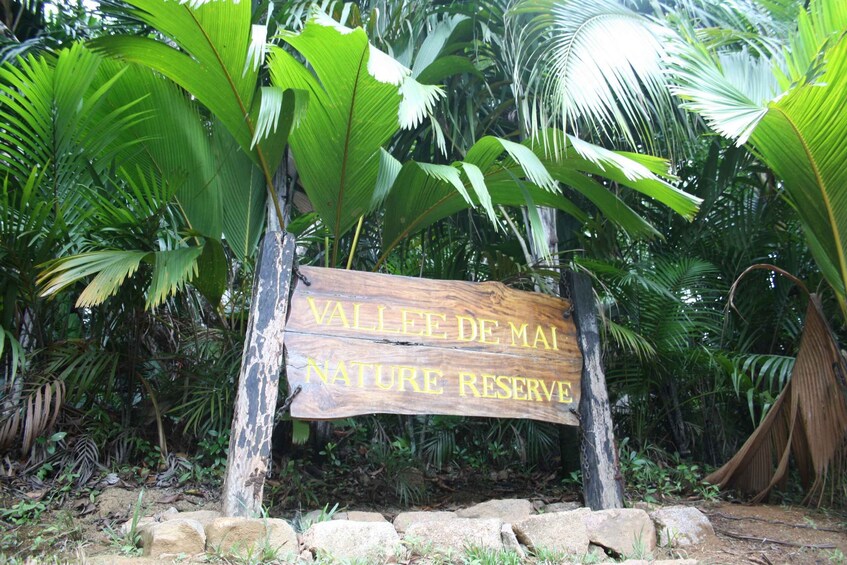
xmin=671 ymin=0 xmax=847 ymax=320
xmin=462 ymin=545 xmax=522 ymax=565
xmin=617 ymin=439 xmax=720 ymax=504
xmin=104 ymin=490 xmax=145 ymax=556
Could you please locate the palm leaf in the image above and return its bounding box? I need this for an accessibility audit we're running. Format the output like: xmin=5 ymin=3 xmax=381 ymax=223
xmin=508 ymin=0 xmax=684 ymax=151
xmin=91 ymin=0 xmax=297 ymax=229
xmin=39 ymin=250 xmax=149 ymax=308
xmin=671 ymin=2 xmax=847 ymax=317
xmin=39 ymin=244 xmax=207 ymax=309
xmin=267 ymin=17 xmax=443 ymax=263
xmin=379 ymin=132 xmax=699 ymax=267
xmin=0 ymin=44 xmax=145 ymax=195
xmin=91 ymin=0 xmax=258 ymax=156
xmin=748 ymin=36 xmax=847 ymax=316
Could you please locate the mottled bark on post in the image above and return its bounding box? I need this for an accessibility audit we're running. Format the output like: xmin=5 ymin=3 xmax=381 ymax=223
xmin=563 ymin=271 xmax=625 ymax=510
xmin=222 ymin=232 xmax=296 ymax=517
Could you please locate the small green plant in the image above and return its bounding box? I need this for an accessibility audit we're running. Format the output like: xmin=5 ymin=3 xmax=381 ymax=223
xmin=462 ymin=545 xmax=522 ymax=565
xmin=319 ymin=441 xmax=343 ymax=468
xmin=296 ymin=502 xmax=340 ymax=532
xmin=29 ymin=510 xmax=83 ymax=554
xmin=625 ymin=531 xmax=652 ymax=560
xmin=104 ymin=489 xmax=145 ymax=556
xmin=532 ymin=546 xmax=573 ymax=564
xmin=824 ymin=548 xmax=846 ymax=564
xmin=618 ymin=438 xmax=721 ymax=503
xmin=581 ymin=547 xmax=607 ymax=564
xmin=0 ymin=498 xmax=48 ymax=525
xmin=402 ymin=534 xmax=435 ymax=559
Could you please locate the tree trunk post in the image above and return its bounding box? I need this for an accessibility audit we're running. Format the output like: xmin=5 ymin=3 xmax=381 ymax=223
xmin=563 ymin=270 xmax=624 ymax=510
xmin=222 ymin=231 xmax=296 ymax=517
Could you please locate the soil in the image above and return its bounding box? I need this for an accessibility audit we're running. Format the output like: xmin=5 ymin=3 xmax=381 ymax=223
xmin=1 ymin=481 xmax=845 ymax=564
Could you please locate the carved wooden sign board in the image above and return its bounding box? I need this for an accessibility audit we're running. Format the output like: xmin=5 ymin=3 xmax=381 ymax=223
xmin=284 ymin=266 xmax=581 ymax=426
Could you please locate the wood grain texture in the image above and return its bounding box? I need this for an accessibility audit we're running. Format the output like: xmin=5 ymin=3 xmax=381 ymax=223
xmin=284 ymin=266 xmax=581 ymax=425
xmin=565 ymin=270 xmax=624 ymax=510
xmin=222 ymin=232 xmax=296 ymax=517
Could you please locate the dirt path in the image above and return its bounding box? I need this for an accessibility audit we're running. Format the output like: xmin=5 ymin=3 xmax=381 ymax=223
xmin=677 ymin=502 xmax=846 ymax=564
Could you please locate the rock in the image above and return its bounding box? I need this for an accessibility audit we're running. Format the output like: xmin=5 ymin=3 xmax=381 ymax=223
xmin=531 ymin=500 xmax=546 ymax=512
xmin=205 ymin=517 xmax=298 ymax=559
xmin=650 ymin=506 xmax=715 ymax=547
xmin=393 ymin=511 xmax=456 ymax=533
xmin=588 ymin=543 xmax=608 ymax=559
xmin=299 ymin=509 xmax=325 ymax=528
xmin=333 ymin=510 xmax=388 ymax=522
xmin=501 ymin=523 xmax=526 ymax=558
xmin=542 ymin=501 xmax=582 ymax=513
xmin=512 ymin=509 xmax=591 ymax=556
xmin=120 ymin=516 xmax=155 ymax=536
xmin=161 ymin=510 xmax=221 ymax=528
xmin=456 ymin=499 xmax=533 ymax=521
xmin=583 ymin=508 xmax=656 ymax=556
xmin=299 ymin=549 xmax=314 ymax=563
xmin=301 ymin=520 xmax=401 ymax=562
xmin=404 ymin=517 xmax=503 ymax=555
xmin=632 ymin=501 xmax=660 ymax=512
xmin=139 ymin=519 xmax=205 ymax=558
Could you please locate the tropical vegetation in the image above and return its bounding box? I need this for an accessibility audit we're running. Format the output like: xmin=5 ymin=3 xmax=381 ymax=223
xmin=0 ymin=0 xmax=845 ymax=551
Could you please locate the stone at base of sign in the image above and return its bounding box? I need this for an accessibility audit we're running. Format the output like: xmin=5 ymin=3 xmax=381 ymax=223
xmin=119 ymin=500 xmax=710 ymax=563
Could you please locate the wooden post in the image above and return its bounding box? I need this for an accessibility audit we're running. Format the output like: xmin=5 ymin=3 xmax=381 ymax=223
xmin=221 ymin=232 xmax=296 ymax=517
xmin=563 ymin=271 xmax=624 ymax=510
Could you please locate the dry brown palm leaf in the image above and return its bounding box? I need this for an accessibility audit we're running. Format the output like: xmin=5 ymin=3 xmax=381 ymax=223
xmin=0 ymin=379 xmax=65 ymax=454
xmin=706 ymin=295 xmax=847 ymax=506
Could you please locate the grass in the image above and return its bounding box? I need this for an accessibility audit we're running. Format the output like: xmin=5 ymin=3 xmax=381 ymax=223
xmin=103 ymin=489 xmax=145 ymax=556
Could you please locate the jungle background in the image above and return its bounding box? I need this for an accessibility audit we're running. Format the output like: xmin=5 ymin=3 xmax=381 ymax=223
xmin=0 ymin=0 xmax=846 ymax=561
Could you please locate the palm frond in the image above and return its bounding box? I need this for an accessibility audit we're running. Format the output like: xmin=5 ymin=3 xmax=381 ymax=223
xmin=0 ymin=44 xmax=145 ymax=195
xmin=508 ymin=0 xmax=682 ymax=151
xmin=267 ymin=16 xmax=444 ymax=262
xmin=39 ymin=250 xmax=149 ymax=308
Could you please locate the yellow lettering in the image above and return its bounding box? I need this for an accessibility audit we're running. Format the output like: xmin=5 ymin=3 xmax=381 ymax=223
xmin=551 ymin=326 xmax=559 ymax=350
xmin=401 ymin=309 xmax=425 ymax=336
xmin=327 ymin=301 xmax=350 ymax=328
xmin=533 ymin=325 xmax=551 ymax=350
xmin=331 ymin=360 xmax=350 ymax=386
xmin=478 ymin=319 xmax=500 ymax=344
xmin=352 ymin=303 xmax=376 ymax=331
xmin=305 ymin=358 xmax=329 ymax=383
xmin=374 ymin=364 xmax=392 ymax=390
xmin=377 ymin=305 xmax=387 ymax=332
xmin=397 ymin=366 xmax=422 ymax=392
xmin=481 ymin=373 xmax=497 ymax=398
xmin=423 ymin=312 xmax=448 ymax=338
xmin=496 ymin=375 xmax=513 ymax=399
xmin=526 ymin=378 xmax=541 ymax=402
xmin=422 ymin=368 xmax=444 ymax=394
xmin=459 ymin=371 xmax=481 ymax=397
xmin=457 ymin=316 xmax=477 ymax=341
xmin=509 ymin=322 xmax=529 ymax=347
xmin=557 ymin=381 xmax=573 ymax=404
xmin=512 ymin=377 xmax=527 ymax=400
xmin=539 ymin=379 xmax=556 ymax=402
xmin=306 ymin=297 xmax=333 ymax=325
xmin=349 ymin=361 xmax=370 ymax=387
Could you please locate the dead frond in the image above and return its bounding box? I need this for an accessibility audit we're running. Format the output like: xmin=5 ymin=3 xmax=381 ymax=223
xmin=706 ymin=295 xmax=847 ymax=506
xmin=0 ymin=379 xmax=65 ymax=454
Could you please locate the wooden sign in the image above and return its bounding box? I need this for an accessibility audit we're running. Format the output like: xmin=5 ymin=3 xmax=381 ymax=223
xmin=284 ymin=266 xmax=581 ymax=425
